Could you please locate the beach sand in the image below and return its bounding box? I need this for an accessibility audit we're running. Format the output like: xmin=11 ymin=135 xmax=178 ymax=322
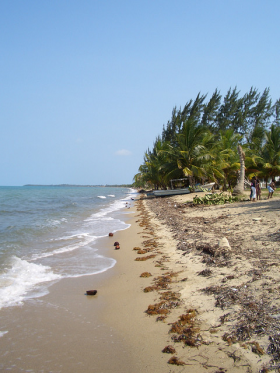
xmin=137 ymin=191 xmax=280 ymax=372
xmin=1 ymin=191 xmax=280 ymax=372
xmin=0 ymin=204 xmax=171 ymax=372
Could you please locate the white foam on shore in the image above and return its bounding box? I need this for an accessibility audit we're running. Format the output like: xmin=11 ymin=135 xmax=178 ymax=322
xmin=51 ymin=232 xmax=91 ymax=241
xmin=31 ymin=235 xmax=97 ymax=260
xmin=0 ymin=256 xmax=61 ymax=310
xmin=65 ymin=256 xmax=116 ymax=278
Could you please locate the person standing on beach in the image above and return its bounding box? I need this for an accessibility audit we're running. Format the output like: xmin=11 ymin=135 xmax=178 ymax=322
xmin=268 ymin=179 xmax=276 ymax=198
xmin=256 ymin=178 xmax=261 ymax=200
xmin=251 ymin=177 xmax=256 ymax=202
xmin=250 ymin=179 xmax=253 ymax=201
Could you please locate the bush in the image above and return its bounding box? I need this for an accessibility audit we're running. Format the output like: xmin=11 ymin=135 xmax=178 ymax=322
xmin=193 ymin=192 xmax=240 ymax=205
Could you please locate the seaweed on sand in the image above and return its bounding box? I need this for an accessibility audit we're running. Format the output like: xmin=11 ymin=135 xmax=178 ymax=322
xmin=249 ymin=341 xmax=265 ymax=355
xmin=145 ymin=290 xmax=181 ymax=315
xmin=151 ymin=272 xmax=179 ymax=290
xmin=142 ymin=238 xmax=158 ymax=248
xmin=197 ymin=243 xmax=232 ymax=267
xmin=146 ymin=301 xmax=171 ymax=315
xmin=146 ymin=293 xmax=181 ymax=315
xmin=156 ymin=315 xmax=167 ymax=322
xmin=143 ymin=286 xmax=156 ymax=293
xmin=267 ymin=335 xmax=280 ymax=363
xmin=159 ymin=291 xmax=181 ymax=302
xmin=137 ymin=249 xmax=149 ymax=254
xmin=140 ymin=272 xmax=152 ymax=277
xmin=162 ymin=345 xmax=176 ymax=354
xmin=198 ymin=268 xmax=212 ymax=277
xmin=135 ymin=254 xmax=156 ymax=261
xmin=169 ymin=310 xmax=202 ymax=347
xmin=204 ymin=282 xmax=278 ymax=363
xmin=169 ymin=311 xmax=197 ymax=332
xmin=167 ymin=356 xmax=186 ymax=365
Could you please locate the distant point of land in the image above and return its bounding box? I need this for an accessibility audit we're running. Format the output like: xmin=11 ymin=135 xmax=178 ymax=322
xmin=23 ymin=184 xmax=133 ymax=188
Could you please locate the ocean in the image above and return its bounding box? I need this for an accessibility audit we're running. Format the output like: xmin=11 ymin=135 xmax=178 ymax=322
xmin=0 ymin=185 xmax=136 ymax=311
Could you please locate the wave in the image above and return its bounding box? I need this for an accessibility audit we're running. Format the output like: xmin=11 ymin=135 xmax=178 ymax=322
xmin=64 ymin=256 xmax=116 ymax=278
xmin=44 ymin=217 xmax=68 ymax=227
xmin=31 ymin=234 xmax=97 ymax=260
xmin=88 ymin=196 xmax=133 ymax=221
xmin=0 ymin=256 xmax=61 ymax=310
xmin=51 ymin=232 xmax=91 ymax=241
xmin=97 ymin=196 xmax=106 ymax=199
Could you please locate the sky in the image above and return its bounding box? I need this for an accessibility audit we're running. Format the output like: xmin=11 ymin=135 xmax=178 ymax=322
xmin=0 ymin=0 xmax=279 ymax=186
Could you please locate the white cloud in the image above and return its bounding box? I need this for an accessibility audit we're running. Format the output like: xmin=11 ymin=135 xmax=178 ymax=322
xmin=115 ymin=149 xmax=132 ymax=156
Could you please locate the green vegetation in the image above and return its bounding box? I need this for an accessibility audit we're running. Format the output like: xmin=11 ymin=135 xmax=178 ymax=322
xmin=193 ymin=192 xmax=240 ymax=205
xmin=133 ymin=87 xmax=280 ymax=191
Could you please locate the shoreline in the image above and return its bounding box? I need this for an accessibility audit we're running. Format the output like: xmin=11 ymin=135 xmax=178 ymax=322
xmin=0 ymin=200 xmax=171 ymax=372
xmin=1 ymin=192 xmax=280 ymax=372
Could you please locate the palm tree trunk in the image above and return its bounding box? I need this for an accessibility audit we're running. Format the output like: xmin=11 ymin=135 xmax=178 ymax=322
xmin=188 ymin=175 xmax=194 ymax=189
xmin=233 ymin=145 xmax=245 ymax=195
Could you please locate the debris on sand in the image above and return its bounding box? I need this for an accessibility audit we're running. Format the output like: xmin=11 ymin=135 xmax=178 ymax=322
xmin=198 ymin=268 xmax=212 ymax=277
xmin=167 ymin=356 xmax=186 ymax=365
xmin=169 ymin=310 xmax=202 ymax=347
xmin=140 ymin=272 xmax=152 ymax=277
xmin=162 ymin=345 xmax=176 ymax=354
xmin=135 ymin=254 xmax=156 ymax=261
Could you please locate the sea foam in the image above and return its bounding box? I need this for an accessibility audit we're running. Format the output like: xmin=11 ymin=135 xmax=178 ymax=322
xmin=0 ymin=256 xmax=61 ymax=309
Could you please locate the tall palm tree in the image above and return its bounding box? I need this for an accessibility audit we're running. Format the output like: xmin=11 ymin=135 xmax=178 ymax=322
xmin=233 ymin=145 xmax=246 ymax=195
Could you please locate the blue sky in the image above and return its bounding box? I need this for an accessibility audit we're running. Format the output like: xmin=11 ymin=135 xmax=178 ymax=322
xmin=0 ymin=0 xmax=279 ymax=186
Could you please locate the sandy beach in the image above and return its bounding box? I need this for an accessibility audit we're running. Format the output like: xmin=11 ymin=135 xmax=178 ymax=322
xmin=1 ymin=191 xmax=280 ymax=372
xmin=135 ymin=191 xmax=280 ymax=373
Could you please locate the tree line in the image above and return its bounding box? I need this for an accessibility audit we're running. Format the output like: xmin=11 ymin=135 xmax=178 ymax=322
xmin=133 ymin=87 xmax=280 ymax=190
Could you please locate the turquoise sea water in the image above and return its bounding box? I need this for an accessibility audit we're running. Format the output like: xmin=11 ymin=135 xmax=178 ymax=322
xmin=0 ymin=186 xmax=135 ymax=310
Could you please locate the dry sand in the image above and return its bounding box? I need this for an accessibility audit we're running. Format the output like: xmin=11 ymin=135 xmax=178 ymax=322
xmin=1 ymin=192 xmax=280 ymax=372
xmin=134 ymin=191 xmax=280 ymax=372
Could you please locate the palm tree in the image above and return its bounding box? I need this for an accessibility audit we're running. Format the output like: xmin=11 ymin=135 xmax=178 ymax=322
xmin=258 ymin=125 xmax=280 ymax=183
xmin=134 ymin=138 xmax=170 ymax=189
xmin=215 ymin=129 xmax=242 ymax=190
xmin=161 ymin=118 xmax=210 ymax=188
xmin=232 ymin=145 xmax=246 ymax=195
xmin=193 ymin=130 xmax=224 ymax=184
